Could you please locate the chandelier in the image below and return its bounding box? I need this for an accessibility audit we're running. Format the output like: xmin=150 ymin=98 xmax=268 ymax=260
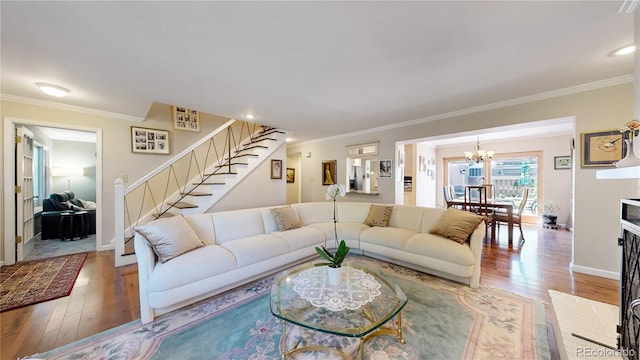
xmin=465 ymin=136 xmax=494 ymax=164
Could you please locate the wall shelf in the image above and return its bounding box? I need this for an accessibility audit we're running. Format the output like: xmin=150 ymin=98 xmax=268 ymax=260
xmin=596 ymin=166 xmax=640 ymax=180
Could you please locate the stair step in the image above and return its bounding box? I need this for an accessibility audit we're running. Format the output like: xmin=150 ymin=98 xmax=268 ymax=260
xmin=230 ymin=153 xmax=259 ymax=158
xmin=237 ymin=145 xmax=268 ymax=152
xmin=248 ymin=136 xmax=277 ymax=143
xmin=153 ymin=213 xmax=176 ymax=219
xmin=259 ymin=128 xmax=285 ymax=136
xmin=194 ymin=181 xmax=225 ymax=185
xmin=168 ymin=202 xmax=198 ymax=209
xmin=181 ymin=191 xmax=212 ymax=196
xmin=204 ymin=171 xmax=238 ymax=176
xmin=215 ymin=162 xmax=248 ymax=168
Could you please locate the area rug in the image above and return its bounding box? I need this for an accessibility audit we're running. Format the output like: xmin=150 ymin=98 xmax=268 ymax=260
xmin=1 ymin=252 xmax=87 ymax=312
xmin=28 ymin=256 xmax=550 ymax=359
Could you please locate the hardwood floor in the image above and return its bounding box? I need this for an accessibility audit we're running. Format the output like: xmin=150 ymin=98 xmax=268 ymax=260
xmin=1 ymin=224 xmax=619 ymax=360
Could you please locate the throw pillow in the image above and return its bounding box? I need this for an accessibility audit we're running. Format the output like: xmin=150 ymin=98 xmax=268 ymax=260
xmin=270 ymin=205 xmax=302 ymax=231
xmin=429 ymin=208 xmax=484 ymax=244
xmin=364 ymin=204 xmax=393 ymax=227
xmin=134 ymin=216 xmax=205 ymax=263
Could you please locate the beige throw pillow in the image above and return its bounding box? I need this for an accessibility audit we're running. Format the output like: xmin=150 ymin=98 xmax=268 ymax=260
xmin=429 ymin=208 xmax=484 ymax=244
xmin=270 ymin=206 xmax=302 ymax=231
xmin=364 ymin=204 xmax=393 ymax=227
xmin=135 ymin=216 xmax=205 ymax=263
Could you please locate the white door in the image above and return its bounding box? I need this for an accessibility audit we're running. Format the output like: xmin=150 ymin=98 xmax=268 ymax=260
xmin=15 ymin=126 xmax=35 ymax=261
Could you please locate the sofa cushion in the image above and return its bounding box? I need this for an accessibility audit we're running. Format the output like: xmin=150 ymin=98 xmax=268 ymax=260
xmin=360 ymin=226 xmax=416 ymax=250
xmin=292 ymin=202 xmax=333 ymax=225
xmin=387 ymin=205 xmax=424 ymax=232
xmin=405 ymin=233 xmax=475 ymax=266
xmin=183 ymin=213 xmax=216 ymax=245
xmin=135 ymin=216 xmax=205 ymax=263
xmin=429 ymin=208 xmax=484 ymax=244
xmin=147 ymin=245 xmax=237 ymax=293
xmin=270 ymin=205 xmax=302 ymax=231
xmin=307 ymin=222 xmax=369 ymax=242
xmin=270 ymin=226 xmax=325 ymax=251
xmin=363 ymin=204 xmax=393 ymax=227
xmin=212 ymin=209 xmax=265 ymax=244
xmin=220 ymin=234 xmax=290 ymax=267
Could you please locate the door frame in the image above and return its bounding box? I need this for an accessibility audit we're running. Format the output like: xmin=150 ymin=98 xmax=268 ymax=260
xmin=3 ymin=116 xmax=103 ymax=265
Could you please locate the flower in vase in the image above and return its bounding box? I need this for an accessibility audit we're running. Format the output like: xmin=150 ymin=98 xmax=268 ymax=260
xmin=325 ymin=184 xmax=346 ymax=200
xmin=619 ymin=119 xmax=640 ymax=139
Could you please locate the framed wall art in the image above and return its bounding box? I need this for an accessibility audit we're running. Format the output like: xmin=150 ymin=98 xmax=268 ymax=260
xmin=271 ymin=160 xmax=283 ymax=179
xmin=322 ymin=160 xmax=337 ymax=185
xmin=172 ymin=106 xmax=200 ymax=132
xmin=581 ymin=130 xmax=625 ymax=168
xmin=131 ymin=126 xmax=170 ymax=154
xmin=554 ymin=156 xmax=572 ymax=170
xmin=379 ymin=159 xmax=392 ymax=178
xmin=286 ymin=168 xmax=295 ymax=183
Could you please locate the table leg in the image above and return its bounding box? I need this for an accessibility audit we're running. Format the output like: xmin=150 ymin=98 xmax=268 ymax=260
xmin=508 ymin=207 xmax=514 ymax=246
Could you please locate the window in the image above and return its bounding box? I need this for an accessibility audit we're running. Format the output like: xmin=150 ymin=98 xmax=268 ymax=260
xmin=445 ymin=151 xmax=542 ymax=219
xmin=32 ymin=144 xmax=46 ymax=208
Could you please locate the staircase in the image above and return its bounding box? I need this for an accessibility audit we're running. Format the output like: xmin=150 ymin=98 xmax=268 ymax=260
xmin=114 ymin=120 xmax=286 ymax=266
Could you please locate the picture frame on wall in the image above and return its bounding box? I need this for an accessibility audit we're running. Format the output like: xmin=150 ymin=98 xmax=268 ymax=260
xmin=131 ymin=126 xmax=170 ymax=154
xmin=286 ymin=168 xmax=295 ymax=183
xmin=271 ymin=160 xmax=283 ymax=179
xmin=379 ymin=159 xmax=392 ymax=178
xmin=581 ymin=130 xmax=625 ymax=168
xmin=322 ymin=160 xmax=337 ymax=185
xmin=554 ymin=156 xmax=572 ymax=170
xmin=172 ymin=106 xmax=200 ymax=132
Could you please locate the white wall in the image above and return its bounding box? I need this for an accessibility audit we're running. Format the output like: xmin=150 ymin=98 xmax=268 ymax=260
xmin=415 ymin=142 xmax=436 ymax=208
xmin=206 ymin=144 xmax=287 ymax=212
xmin=50 ymin=140 xmax=97 ymax=201
xmin=288 ymin=83 xmax=636 ymax=278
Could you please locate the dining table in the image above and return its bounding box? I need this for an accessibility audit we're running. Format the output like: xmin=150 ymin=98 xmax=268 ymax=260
xmin=448 ymin=199 xmax=515 ymax=245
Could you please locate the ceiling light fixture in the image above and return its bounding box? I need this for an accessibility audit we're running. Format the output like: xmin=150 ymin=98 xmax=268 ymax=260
xmin=245 ymin=114 xmax=255 ymax=119
xmin=464 ymin=136 xmax=494 ymax=164
xmin=36 ymin=82 xmax=70 ymax=97
xmin=611 ymin=44 xmax=636 ymax=56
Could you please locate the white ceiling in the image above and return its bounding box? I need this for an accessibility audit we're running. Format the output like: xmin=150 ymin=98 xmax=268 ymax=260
xmin=0 ymin=1 xmax=635 ymax=143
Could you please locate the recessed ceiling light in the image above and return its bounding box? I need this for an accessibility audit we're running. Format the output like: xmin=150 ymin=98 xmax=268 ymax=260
xmin=245 ymin=114 xmax=255 ymax=119
xmin=611 ymin=44 xmax=636 ymax=56
xmin=36 ymin=82 xmax=70 ymax=97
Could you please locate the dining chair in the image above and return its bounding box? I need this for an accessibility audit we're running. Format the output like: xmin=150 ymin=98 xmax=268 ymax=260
xmin=494 ymin=187 xmax=529 ymax=244
xmin=443 ymin=186 xmax=458 ymax=208
xmin=464 ymin=185 xmax=496 ymax=241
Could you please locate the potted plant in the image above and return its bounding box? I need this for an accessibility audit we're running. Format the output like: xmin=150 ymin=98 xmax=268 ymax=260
xmin=542 ymin=201 xmax=560 ymax=228
xmin=315 ymin=184 xmax=349 ymax=285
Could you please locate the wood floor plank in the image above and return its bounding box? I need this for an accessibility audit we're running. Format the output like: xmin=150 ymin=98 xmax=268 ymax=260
xmin=0 ymin=224 xmax=620 ymax=360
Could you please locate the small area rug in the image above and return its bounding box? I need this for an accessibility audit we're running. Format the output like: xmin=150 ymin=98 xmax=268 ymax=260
xmin=29 ymin=256 xmax=550 ymax=359
xmin=1 ymin=252 xmax=87 ymax=312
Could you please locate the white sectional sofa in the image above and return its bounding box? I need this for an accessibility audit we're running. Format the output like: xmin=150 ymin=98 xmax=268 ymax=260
xmin=134 ymin=202 xmax=485 ymax=323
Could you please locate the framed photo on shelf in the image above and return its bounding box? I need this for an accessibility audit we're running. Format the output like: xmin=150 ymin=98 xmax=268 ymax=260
xmin=379 ymin=159 xmax=392 ymax=178
xmin=581 ymin=130 xmax=625 ymax=168
xmin=172 ymin=106 xmax=200 ymax=132
xmin=286 ymin=168 xmax=295 ymax=183
xmin=131 ymin=126 xmax=170 ymax=154
xmin=322 ymin=160 xmax=337 ymax=185
xmin=271 ymin=160 xmax=283 ymax=179
xmin=554 ymin=156 xmax=572 ymax=170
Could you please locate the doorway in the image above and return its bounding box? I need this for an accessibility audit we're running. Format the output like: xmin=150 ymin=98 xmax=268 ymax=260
xmin=3 ymin=117 xmax=103 ymax=265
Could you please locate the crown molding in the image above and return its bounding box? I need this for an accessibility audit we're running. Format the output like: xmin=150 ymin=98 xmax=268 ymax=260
xmin=0 ymin=93 xmax=145 ymax=122
xmin=296 ymin=75 xmax=634 ymax=145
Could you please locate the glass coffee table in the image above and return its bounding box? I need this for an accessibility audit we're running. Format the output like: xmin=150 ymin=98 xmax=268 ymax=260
xmin=270 ymin=263 xmax=407 ymax=359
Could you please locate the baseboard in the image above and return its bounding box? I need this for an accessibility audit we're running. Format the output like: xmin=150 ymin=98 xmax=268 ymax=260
xmin=570 ymin=262 xmax=619 ymax=280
